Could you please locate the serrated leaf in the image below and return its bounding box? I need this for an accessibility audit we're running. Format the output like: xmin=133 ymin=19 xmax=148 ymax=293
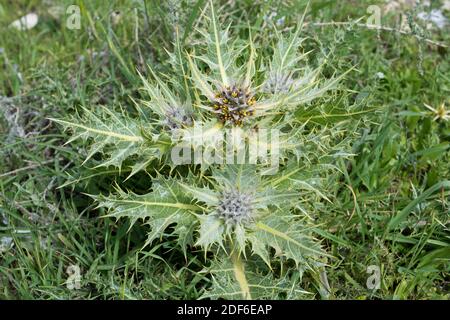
xmin=94 ymin=176 xmax=200 ymax=246
xmin=202 ymin=256 xmax=310 ymax=299
xmin=251 ymin=214 xmax=329 ymax=267
xmin=179 ymin=182 xmax=219 ymax=206
xmin=270 ymin=24 xmax=306 ymax=74
xmin=196 ymin=214 xmax=224 ymax=249
xmin=210 ymin=0 xmax=228 ymax=86
xmin=187 ymin=54 xmax=215 ymax=99
xmin=50 ymin=107 xmax=150 ymax=170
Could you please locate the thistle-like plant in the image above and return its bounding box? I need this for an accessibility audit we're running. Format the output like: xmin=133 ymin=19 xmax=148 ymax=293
xmin=51 ymin=1 xmax=365 ymax=299
xmin=93 ymin=164 xmax=328 ymax=299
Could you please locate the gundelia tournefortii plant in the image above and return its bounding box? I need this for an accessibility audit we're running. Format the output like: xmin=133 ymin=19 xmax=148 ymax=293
xmin=51 ymin=2 xmax=362 ymax=299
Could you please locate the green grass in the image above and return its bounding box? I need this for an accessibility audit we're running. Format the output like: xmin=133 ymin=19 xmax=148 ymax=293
xmin=0 ymin=0 xmax=449 ymax=299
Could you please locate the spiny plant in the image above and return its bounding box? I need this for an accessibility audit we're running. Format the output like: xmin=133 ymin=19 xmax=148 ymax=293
xmin=51 ymin=1 xmax=366 ymax=299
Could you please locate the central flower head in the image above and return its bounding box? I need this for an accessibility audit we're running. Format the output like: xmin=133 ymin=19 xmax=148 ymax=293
xmin=211 ymin=84 xmax=256 ymax=126
xmin=216 ymin=188 xmax=254 ymax=225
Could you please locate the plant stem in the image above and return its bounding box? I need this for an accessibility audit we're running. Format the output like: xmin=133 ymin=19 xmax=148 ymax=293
xmin=231 ymin=250 xmax=252 ymax=300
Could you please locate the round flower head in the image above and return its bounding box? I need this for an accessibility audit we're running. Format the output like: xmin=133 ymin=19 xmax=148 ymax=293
xmin=211 ymin=84 xmax=256 ymax=127
xmin=216 ymin=188 xmax=254 ymax=226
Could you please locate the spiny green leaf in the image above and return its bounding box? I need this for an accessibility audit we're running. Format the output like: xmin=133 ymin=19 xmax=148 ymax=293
xmin=210 ymin=0 xmax=229 ymax=86
xmin=196 ymin=214 xmax=224 ymax=249
xmin=251 ymin=214 xmax=329 ymax=267
xmin=179 ymin=182 xmax=219 ymax=206
xmin=202 ymin=256 xmax=311 ymax=299
xmin=93 ymin=176 xmax=200 ymax=247
xmin=50 ymin=107 xmax=150 ymax=170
